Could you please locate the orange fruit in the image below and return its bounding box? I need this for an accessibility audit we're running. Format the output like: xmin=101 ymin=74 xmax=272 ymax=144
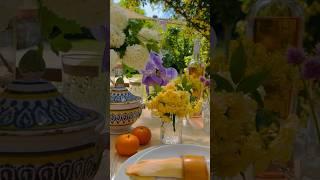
xmin=132 ymin=126 xmax=152 ymax=145
xmin=115 ymin=134 xmax=140 ymax=156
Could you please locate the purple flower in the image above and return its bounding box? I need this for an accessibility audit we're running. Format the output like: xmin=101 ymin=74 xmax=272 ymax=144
xmin=316 ymin=43 xmax=320 ymax=55
xmin=204 ymin=80 xmax=210 ymax=87
xmin=200 ymin=76 xmax=206 ymax=82
xmin=302 ymin=56 xmax=320 ymax=80
xmin=287 ymin=47 xmax=306 ymax=65
xmin=141 ymin=52 xmax=178 ymax=94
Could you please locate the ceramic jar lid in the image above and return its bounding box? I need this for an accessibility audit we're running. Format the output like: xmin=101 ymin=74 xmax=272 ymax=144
xmin=0 ymin=79 xmax=102 ymax=134
xmin=110 ymin=83 xmax=142 ymax=110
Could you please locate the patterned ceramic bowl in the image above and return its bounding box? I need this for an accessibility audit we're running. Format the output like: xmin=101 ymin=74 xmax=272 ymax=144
xmin=0 ymin=79 xmax=107 ymax=180
xmin=110 ymin=83 xmax=143 ymax=134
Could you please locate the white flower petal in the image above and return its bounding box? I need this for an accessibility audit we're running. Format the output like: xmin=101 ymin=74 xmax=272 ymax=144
xmin=110 ymin=25 xmax=125 ymax=48
xmin=110 ymin=49 xmax=120 ymax=71
xmin=110 ymin=4 xmax=128 ymax=31
xmin=123 ymin=44 xmax=149 ymax=70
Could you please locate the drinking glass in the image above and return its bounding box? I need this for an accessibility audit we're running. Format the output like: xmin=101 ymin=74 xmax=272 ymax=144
xmin=0 ymin=27 xmax=16 ymax=92
xmin=62 ymin=53 xmax=107 ymax=118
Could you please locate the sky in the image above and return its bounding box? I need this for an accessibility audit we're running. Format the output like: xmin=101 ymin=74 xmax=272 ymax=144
xmin=113 ymin=0 xmax=171 ymax=18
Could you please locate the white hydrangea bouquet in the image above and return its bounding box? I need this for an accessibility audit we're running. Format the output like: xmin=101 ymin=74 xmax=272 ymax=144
xmin=110 ymin=3 xmax=162 ymax=78
xmin=0 ymin=0 xmax=107 ymax=74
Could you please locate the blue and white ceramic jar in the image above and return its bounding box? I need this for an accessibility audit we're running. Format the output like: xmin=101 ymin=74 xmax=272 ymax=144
xmin=110 ymin=82 xmax=143 ymax=134
xmin=0 ymin=79 xmax=106 ymax=180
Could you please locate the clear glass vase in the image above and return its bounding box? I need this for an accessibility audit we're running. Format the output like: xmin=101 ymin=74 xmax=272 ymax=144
xmin=160 ymin=115 xmax=183 ymax=145
xmin=294 ymin=116 xmax=320 ymax=179
xmin=61 ymin=53 xmax=107 ymax=118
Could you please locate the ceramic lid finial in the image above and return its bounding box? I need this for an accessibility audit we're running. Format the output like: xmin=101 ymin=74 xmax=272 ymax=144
xmin=18 ymin=49 xmax=46 ymax=80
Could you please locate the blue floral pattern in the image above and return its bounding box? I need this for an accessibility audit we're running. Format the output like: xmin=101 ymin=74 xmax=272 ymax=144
xmin=0 ymin=80 xmax=98 ymax=130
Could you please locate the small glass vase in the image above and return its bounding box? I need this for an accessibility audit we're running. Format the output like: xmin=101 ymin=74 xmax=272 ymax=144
xmin=160 ymin=115 xmax=183 ymax=145
xmin=294 ymin=116 xmax=320 ymax=179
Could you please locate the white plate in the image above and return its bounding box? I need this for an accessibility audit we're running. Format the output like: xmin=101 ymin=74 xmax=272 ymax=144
xmin=112 ymin=146 xmax=159 ymax=180
xmin=113 ymin=144 xmax=210 ymax=180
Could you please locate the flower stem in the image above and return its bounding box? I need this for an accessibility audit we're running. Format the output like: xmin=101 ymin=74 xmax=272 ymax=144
xmin=172 ymin=114 xmax=176 ymax=132
xmin=303 ymin=79 xmax=320 ymax=143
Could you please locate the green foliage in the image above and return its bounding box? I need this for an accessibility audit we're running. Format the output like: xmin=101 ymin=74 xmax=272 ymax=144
xmin=230 ymin=42 xmax=247 ymax=84
xmin=125 ymin=0 xmax=210 ymax=39
xmin=212 ymin=0 xmax=244 ymax=25
xmin=119 ymin=0 xmax=145 ymax=14
xmin=212 ymin=44 xmax=269 ymax=101
xmin=212 ymin=73 xmax=234 ymax=92
xmin=236 ymin=71 xmax=268 ymax=94
xmin=161 ymin=27 xmax=193 ymax=73
xmin=122 ymin=64 xmax=139 ymax=78
xmin=40 ymin=6 xmax=82 ymax=55
xmin=255 ymin=109 xmax=280 ymax=132
xmin=147 ymin=84 xmax=163 ymax=100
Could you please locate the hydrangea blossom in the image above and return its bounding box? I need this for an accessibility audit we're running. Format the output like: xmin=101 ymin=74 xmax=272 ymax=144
xmin=111 ymin=4 xmax=128 ymax=31
xmin=43 ymin=0 xmax=107 ymax=27
xmin=110 ymin=25 xmax=126 ymax=48
xmin=110 ymin=49 xmax=120 ymax=72
xmin=122 ymin=45 xmax=149 ymax=70
xmin=138 ymin=28 xmax=161 ymax=42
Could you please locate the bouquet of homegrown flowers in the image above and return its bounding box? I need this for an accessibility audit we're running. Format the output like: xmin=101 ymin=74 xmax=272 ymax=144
xmin=212 ymin=39 xmax=299 ymax=178
xmin=110 ymin=3 xmax=162 ymax=80
xmin=146 ymin=70 xmax=203 ymax=130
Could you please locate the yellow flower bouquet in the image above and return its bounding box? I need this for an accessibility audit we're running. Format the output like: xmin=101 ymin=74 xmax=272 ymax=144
xmin=147 ymin=74 xmax=204 ymax=121
xmin=147 ymin=73 xmax=204 ymax=144
xmin=211 ymin=39 xmax=299 ymax=178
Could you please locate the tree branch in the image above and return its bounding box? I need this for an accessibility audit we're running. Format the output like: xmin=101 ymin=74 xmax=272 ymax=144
xmin=162 ymin=0 xmax=210 ymax=39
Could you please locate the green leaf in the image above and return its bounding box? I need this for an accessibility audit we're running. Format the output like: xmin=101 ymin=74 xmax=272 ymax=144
xmin=122 ymin=64 xmax=139 ymax=77
xmin=146 ymin=41 xmax=160 ymax=52
xmin=212 ymin=73 xmax=234 ymax=92
xmin=250 ymin=90 xmax=264 ymax=108
xmin=154 ymin=84 xmax=163 ymax=93
xmin=181 ymin=76 xmax=188 ymax=89
xmin=49 ymin=35 xmax=72 ymax=55
xmin=236 ymin=71 xmax=268 ymax=94
xmin=229 ymin=42 xmax=247 ymax=84
xmin=255 ymin=109 xmax=280 ymax=131
xmin=41 ymin=7 xmax=82 ymax=38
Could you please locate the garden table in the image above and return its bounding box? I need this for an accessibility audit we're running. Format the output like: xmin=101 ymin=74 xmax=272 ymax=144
xmin=108 ymin=109 xmax=210 ymax=179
